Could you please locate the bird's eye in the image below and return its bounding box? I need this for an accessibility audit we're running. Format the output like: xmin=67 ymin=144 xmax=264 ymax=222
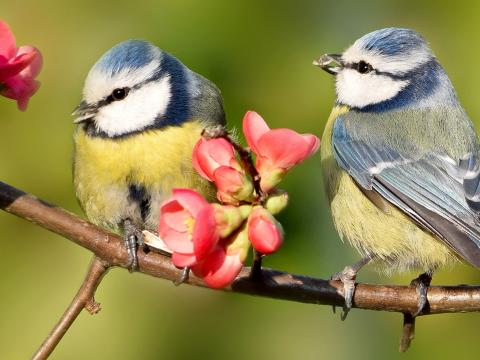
xmin=111 ymin=87 xmax=129 ymax=101
xmin=357 ymin=61 xmax=373 ymax=74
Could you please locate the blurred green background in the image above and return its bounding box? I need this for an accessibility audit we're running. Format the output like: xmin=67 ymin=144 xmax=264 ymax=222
xmin=1 ymin=0 xmax=480 ymax=359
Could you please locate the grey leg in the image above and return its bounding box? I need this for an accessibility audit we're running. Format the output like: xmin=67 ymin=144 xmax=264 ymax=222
xmin=331 ymin=256 xmax=372 ymax=320
xmin=123 ymin=219 xmax=144 ymax=272
xmin=410 ymin=272 xmax=432 ymax=317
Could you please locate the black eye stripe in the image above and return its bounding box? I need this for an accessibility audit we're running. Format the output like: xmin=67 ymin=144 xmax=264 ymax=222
xmin=344 ymin=61 xmax=408 ymax=80
xmin=94 ymin=70 xmax=164 ymax=110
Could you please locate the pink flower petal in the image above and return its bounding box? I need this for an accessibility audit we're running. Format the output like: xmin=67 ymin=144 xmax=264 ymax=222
xmin=1 ymin=76 xmax=40 ymax=111
xmin=172 ymin=188 xmax=209 ymax=218
xmin=0 ymin=51 xmax=36 ymax=83
xmin=192 ymin=246 xmax=244 ymax=289
xmin=193 ymin=138 xmax=237 ymax=181
xmin=192 ymin=206 xmax=219 ymax=259
xmin=192 ymin=139 xmax=211 ymax=180
xmin=172 ymin=252 xmax=198 ymax=268
xmin=0 ymin=21 xmax=16 ymax=59
xmin=160 ymin=200 xmax=189 ymax=233
xmin=213 ymin=166 xmax=243 ymax=192
xmin=256 ymin=129 xmax=319 ymax=171
xmin=159 ymin=222 xmax=193 ymax=254
xmin=247 ymin=208 xmax=283 ymax=254
xmin=242 ymin=111 xmax=270 ymax=155
xmin=16 ymin=46 xmax=42 ymax=78
xmin=159 ymin=199 xmax=194 ymax=254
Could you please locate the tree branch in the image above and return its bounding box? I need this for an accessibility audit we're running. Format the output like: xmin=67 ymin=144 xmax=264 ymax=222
xmin=31 ymin=256 xmax=109 ymax=360
xmin=2 ymin=180 xmax=480 ymax=315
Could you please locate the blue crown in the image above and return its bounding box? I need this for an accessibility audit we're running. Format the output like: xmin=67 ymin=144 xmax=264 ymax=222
xmin=95 ymin=39 xmax=159 ymax=76
xmin=357 ymin=28 xmax=427 ymax=56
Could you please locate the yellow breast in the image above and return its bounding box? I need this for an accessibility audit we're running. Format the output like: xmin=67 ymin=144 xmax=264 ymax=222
xmin=321 ymin=106 xmax=456 ymax=273
xmin=73 ymin=121 xmax=213 ymax=231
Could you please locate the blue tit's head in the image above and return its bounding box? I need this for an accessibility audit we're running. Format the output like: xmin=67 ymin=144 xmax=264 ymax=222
xmin=73 ymin=39 xmax=224 ymax=137
xmin=315 ymin=28 xmax=459 ymax=111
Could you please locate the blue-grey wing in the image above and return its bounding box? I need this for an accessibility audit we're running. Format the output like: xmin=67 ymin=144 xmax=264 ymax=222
xmin=332 ymin=112 xmax=480 ymax=267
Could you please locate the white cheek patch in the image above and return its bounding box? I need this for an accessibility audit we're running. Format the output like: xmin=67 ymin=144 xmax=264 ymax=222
xmin=83 ymin=60 xmax=161 ymax=104
xmin=336 ymin=69 xmax=409 ymax=108
xmin=95 ymin=76 xmax=171 ymax=137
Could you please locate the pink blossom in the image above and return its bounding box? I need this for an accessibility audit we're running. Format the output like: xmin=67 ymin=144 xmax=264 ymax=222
xmin=159 ymin=189 xmax=219 ymax=267
xmin=193 ymin=137 xmax=254 ymax=205
xmin=0 ymin=20 xmax=42 ymax=110
xmin=247 ymin=207 xmax=283 ymax=254
xmin=192 ymin=225 xmax=250 ymax=289
xmin=243 ymin=111 xmax=320 ymax=193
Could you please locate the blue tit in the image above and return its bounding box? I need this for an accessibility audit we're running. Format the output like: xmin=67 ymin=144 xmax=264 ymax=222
xmin=315 ymin=28 xmax=480 ymax=316
xmin=73 ymin=40 xmax=225 ymax=270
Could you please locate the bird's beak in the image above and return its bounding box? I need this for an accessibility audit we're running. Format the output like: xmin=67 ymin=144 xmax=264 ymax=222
xmin=72 ymin=101 xmax=97 ymax=124
xmin=313 ymin=54 xmax=344 ymax=75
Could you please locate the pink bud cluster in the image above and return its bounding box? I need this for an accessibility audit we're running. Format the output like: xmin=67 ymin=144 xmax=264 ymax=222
xmin=158 ymin=111 xmax=320 ymax=288
xmin=0 ymin=20 xmax=42 ymax=110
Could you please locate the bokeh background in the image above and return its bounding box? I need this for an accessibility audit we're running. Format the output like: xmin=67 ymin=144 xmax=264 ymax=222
xmin=1 ymin=0 xmax=480 ymax=359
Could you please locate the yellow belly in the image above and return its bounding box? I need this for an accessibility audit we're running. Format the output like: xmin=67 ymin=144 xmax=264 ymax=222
xmin=321 ymin=106 xmax=457 ymax=273
xmin=73 ymin=121 xmax=214 ymax=232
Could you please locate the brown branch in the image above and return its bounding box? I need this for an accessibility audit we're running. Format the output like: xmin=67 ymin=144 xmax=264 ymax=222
xmin=1 ymin=180 xmax=480 ymax=314
xmin=31 ymin=256 xmax=109 ymax=360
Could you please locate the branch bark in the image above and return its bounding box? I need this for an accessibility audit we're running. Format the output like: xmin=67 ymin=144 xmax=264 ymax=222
xmin=1 ymin=180 xmax=480 ymax=315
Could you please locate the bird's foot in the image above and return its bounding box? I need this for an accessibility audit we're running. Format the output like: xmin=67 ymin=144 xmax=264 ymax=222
xmin=330 ymin=256 xmax=372 ymax=320
xmin=331 ymin=266 xmax=357 ymax=320
xmin=410 ymin=272 xmax=432 ymax=317
xmin=173 ymin=267 xmax=190 ymax=286
xmin=123 ymin=219 xmax=145 ymax=272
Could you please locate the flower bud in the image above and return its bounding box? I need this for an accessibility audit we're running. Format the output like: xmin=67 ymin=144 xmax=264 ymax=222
xmin=259 ymin=168 xmax=286 ymax=194
xmin=264 ymin=190 xmax=289 ymax=215
xmin=213 ymin=204 xmax=252 ymax=238
xmin=247 ymin=207 xmax=283 ymax=254
xmin=213 ymin=166 xmax=255 ymax=205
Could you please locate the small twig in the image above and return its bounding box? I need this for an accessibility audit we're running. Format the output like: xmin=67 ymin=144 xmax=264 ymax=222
xmin=31 ymin=256 xmax=109 ymax=360
xmin=399 ymin=313 xmax=416 ymax=352
xmin=250 ymin=249 xmax=264 ymax=281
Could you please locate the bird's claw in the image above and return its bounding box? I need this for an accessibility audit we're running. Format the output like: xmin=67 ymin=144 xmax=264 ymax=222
xmin=123 ymin=220 xmax=145 ymax=272
xmin=173 ymin=267 xmax=190 ymax=286
xmin=331 ymin=266 xmax=357 ymax=320
xmin=410 ymin=272 xmax=432 ymax=317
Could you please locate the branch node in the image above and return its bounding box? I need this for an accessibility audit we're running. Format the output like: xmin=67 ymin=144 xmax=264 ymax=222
xmin=85 ymin=299 xmax=102 ymax=315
